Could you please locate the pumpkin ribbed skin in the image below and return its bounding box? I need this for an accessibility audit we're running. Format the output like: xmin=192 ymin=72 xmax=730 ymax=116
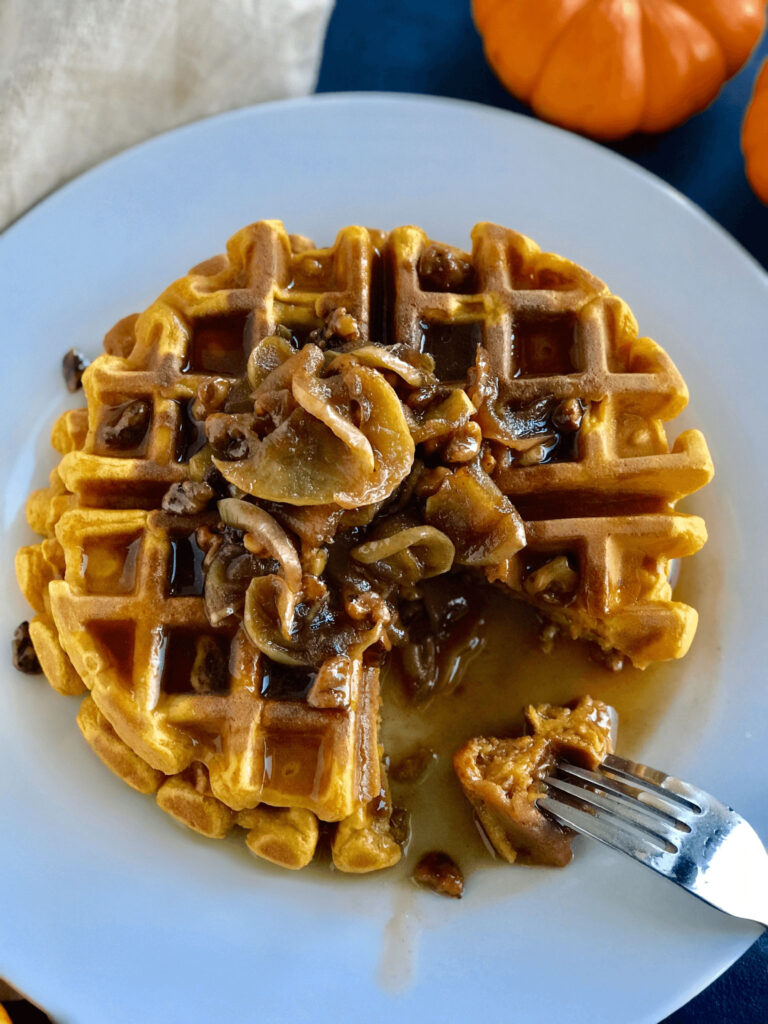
xmin=473 ymin=0 xmax=766 ymax=139
xmin=743 ymin=60 xmax=768 ymax=203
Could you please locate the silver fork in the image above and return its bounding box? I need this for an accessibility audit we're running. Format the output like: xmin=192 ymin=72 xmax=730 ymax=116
xmin=538 ymin=753 xmax=768 ymax=927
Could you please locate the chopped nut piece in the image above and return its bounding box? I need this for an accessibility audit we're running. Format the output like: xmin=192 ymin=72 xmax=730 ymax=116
xmin=412 ymin=851 xmax=464 ymax=898
xmin=62 ymin=348 xmax=89 ymax=392
xmin=326 ymin=306 xmax=360 ymax=341
xmin=444 ymin=421 xmax=483 ymax=463
xmin=523 ymin=556 xmax=579 ymax=605
xmin=161 ymin=480 xmax=215 ymax=515
xmin=480 ymin=445 xmax=497 ymax=475
xmin=12 ymin=621 xmax=41 ymax=674
xmin=192 ymin=378 xmax=230 ymax=420
xmin=100 ymin=399 xmax=151 ymax=449
xmin=194 ymin=525 xmax=220 ymax=556
xmin=418 ymin=244 xmax=474 ymax=293
xmin=552 ymin=398 xmax=584 ymax=433
xmin=205 ymin=417 xmax=249 ymax=460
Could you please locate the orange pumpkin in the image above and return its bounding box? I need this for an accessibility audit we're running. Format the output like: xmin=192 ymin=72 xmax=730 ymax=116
xmin=473 ymin=0 xmax=766 ymax=139
xmin=743 ymin=59 xmax=768 ymax=202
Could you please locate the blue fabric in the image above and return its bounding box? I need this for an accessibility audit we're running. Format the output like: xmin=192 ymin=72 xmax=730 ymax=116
xmin=318 ymin=0 xmax=768 ymax=270
xmin=318 ymin=3 xmax=768 ymax=1020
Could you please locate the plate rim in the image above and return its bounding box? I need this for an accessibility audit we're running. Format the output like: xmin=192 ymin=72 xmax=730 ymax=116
xmin=3 ymin=90 xmax=767 ymax=289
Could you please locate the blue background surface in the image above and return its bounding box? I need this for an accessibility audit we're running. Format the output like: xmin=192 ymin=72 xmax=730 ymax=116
xmin=318 ymin=2 xmax=768 ymax=1022
xmin=319 ymin=0 xmax=768 ymax=272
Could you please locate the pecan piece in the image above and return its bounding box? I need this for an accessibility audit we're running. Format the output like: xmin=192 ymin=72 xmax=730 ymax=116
xmin=412 ymin=851 xmax=464 ymax=898
xmin=101 ymin=400 xmax=151 ymax=449
xmin=161 ymin=480 xmax=215 ymax=515
xmin=62 ymin=349 xmax=89 ymax=392
xmin=12 ymin=621 xmax=41 ymax=674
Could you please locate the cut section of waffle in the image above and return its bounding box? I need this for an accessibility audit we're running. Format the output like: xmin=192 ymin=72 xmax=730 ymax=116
xmin=454 ymin=696 xmax=616 ymax=866
xmin=16 ymin=219 xmax=713 ymax=877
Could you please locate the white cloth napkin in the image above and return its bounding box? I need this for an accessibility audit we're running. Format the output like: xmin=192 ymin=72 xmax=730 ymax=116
xmin=0 ymin=0 xmax=335 ymax=229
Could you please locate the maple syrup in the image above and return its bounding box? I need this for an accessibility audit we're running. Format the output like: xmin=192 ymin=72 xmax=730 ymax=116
xmin=82 ymin=535 xmax=142 ymax=594
xmin=419 ymin=320 xmax=484 ymax=382
xmin=184 ymin=312 xmax=251 ymax=376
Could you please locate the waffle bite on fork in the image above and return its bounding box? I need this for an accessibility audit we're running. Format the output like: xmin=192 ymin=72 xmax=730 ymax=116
xmin=15 ymin=219 xmax=713 ymax=874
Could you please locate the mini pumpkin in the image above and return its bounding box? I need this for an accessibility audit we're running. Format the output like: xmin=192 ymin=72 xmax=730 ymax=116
xmin=743 ymin=59 xmax=768 ymax=203
xmin=473 ymin=0 xmax=766 ymax=139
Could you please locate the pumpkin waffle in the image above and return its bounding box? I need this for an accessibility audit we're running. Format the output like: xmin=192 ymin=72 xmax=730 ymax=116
xmin=16 ymin=219 xmax=713 ymax=874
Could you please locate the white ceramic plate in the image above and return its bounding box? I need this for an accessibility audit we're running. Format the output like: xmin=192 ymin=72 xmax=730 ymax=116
xmin=1 ymin=95 xmax=766 ymax=1024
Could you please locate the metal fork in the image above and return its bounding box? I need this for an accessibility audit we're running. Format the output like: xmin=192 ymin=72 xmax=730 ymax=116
xmin=538 ymin=753 xmax=768 ymax=927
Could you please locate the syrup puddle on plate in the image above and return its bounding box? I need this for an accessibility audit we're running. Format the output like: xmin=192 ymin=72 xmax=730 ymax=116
xmin=374 ymin=549 xmax=722 ymax=990
xmin=380 ymin=586 xmax=681 ymax=882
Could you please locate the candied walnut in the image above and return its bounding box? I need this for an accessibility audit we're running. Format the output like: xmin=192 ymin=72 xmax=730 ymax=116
xmin=305 ymin=306 xmax=361 ymax=350
xmin=192 ymin=378 xmax=230 ymax=420
xmin=325 ymin=306 xmax=360 ymax=342
xmin=205 ymin=415 xmax=250 ymax=460
xmin=12 ymin=621 xmax=41 ymax=674
xmin=443 ymin=421 xmax=483 ymax=463
xmin=412 ymin=851 xmax=464 ymax=898
xmin=552 ymin=398 xmax=584 ymax=433
xmin=195 ymin=524 xmax=220 ymax=556
xmin=62 ymin=348 xmax=89 ymax=392
xmin=100 ymin=399 xmax=151 ymax=449
xmin=418 ymin=244 xmax=474 ymax=293
xmin=161 ymin=480 xmax=215 ymax=515
xmin=523 ymin=556 xmax=579 ymax=605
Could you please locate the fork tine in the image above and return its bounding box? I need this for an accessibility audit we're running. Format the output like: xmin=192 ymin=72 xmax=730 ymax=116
xmin=537 ymin=796 xmax=675 ymax=869
xmin=543 ymin=776 xmax=683 ymax=851
xmin=554 ymin=762 xmax=694 ymax=828
xmin=602 ymin=754 xmax=707 ymax=812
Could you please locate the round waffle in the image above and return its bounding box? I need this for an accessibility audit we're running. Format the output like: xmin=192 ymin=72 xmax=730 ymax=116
xmin=15 ymin=220 xmax=713 ymax=872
